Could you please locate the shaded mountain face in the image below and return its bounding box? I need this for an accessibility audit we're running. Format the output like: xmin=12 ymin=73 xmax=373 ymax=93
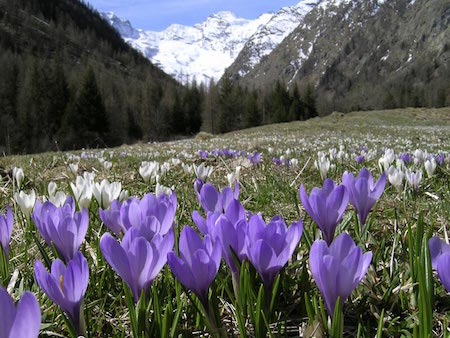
xmin=102 ymin=1 xmax=316 ymax=83
xmin=227 ymin=0 xmax=450 ymax=113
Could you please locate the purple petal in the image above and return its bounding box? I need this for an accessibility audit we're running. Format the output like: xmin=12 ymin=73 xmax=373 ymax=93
xmin=429 ymin=237 xmax=450 ymax=269
xmin=436 ymin=253 xmax=450 ymax=291
xmin=0 ymin=286 xmax=15 ymax=337
xmin=9 ymin=292 xmax=41 ymax=338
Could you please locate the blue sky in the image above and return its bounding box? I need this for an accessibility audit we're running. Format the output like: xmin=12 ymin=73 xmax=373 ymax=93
xmin=87 ymin=0 xmax=301 ymax=31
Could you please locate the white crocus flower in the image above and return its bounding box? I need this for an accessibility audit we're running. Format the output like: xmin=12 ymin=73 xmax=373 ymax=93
xmin=69 ymin=163 xmax=78 ymax=176
xmin=119 ymin=190 xmax=129 ymax=202
xmin=50 ymin=191 xmax=67 ymax=207
xmin=414 ymin=149 xmax=426 ymax=164
xmin=48 ymin=181 xmax=57 ymax=198
xmin=182 ymin=163 xmax=193 ymax=174
xmin=268 ymin=147 xmax=274 ymax=154
xmin=103 ymin=161 xmax=113 ymax=171
xmin=314 ymin=154 xmax=330 ymax=181
xmin=171 ymin=158 xmax=181 ymax=166
xmin=12 ymin=167 xmax=24 ymax=188
xmin=70 ymin=175 xmax=93 ymax=210
xmin=424 ymin=158 xmax=437 ymax=178
xmin=14 ymin=190 xmax=36 ymax=217
xmin=139 ymin=161 xmax=159 ymax=183
xmin=155 ymin=183 xmax=173 ymax=197
xmin=93 ymin=179 xmax=122 ymax=209
xmin=388 ymin=166 xmax=404 ymax=191
xmin=290 ymin=158 xmax=299 ymax=167
xmin=193 ymin=163 xmax=213 ymax=182
xmin=406 ymin=169 xmax=423 ymax=190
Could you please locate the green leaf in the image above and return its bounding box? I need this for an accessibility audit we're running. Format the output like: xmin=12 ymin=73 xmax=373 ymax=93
xmin=330 ymin=296 xmax=343 ymax=338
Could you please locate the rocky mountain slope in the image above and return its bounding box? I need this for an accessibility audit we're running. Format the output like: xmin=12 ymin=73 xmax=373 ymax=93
xmin=226 ymin=0 xmax=449 ymax=112
xmin=102 ymin=1 xmax=316 ymax=83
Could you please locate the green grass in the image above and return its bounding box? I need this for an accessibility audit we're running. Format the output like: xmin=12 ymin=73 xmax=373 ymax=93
xmin=0 ymin=107 xmax=449 ymax=337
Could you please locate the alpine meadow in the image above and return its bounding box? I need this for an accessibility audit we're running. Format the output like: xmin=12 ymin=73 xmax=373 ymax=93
xmin=0 ymin=0 xmax=449 ymax=337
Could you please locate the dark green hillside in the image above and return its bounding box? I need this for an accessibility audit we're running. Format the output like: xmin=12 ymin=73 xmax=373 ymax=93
xmin=0 ymin=0 xmax=203 ymax=154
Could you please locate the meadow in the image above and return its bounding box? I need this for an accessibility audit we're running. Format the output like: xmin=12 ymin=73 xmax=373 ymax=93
xmin=0 ymin=107 xmax=449 ymax=337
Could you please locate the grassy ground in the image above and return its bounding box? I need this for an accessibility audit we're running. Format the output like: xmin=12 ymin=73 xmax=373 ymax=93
xmin=0 ymin=107 xmax=449 ymax=337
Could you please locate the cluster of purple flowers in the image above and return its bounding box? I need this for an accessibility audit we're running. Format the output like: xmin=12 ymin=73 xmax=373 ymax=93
xmin=186 ymin=181 xmax=302 ymax=298
xmin=99 ymin=192 xmax=177 ymax=302
xmin=31 ymin=196 xmax=90 ymax=335
xmin=1 ymin=161 xmax=450 ymax=336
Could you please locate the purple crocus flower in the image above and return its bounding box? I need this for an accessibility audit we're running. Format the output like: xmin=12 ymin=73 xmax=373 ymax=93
xmin=247 ymin=214 xmax=302 ymax=289
xmin=194 ymin=178 xmax=203 ymax=195
xmin=99 ymin=199 xmax=126 ymax=236
xmin=120 ymin=192 xmax=177 ymax=240
xmin=100 ymin=227 xmax=174 ymax=302
xmin=247 ymin=152 xmax=261 ymax=165
xmin=356 ymin=155 xmax=365 ymax=164
xmin=0 ymin=205 xmax=13 ymax=259
xmin=32 ymin=196 xmax=88 ymax=262
xmin=309 ymin=233 xmax=372 ymax=316
xmin=436 ymin=154 xmax=445 ymax=166
xmin=209 ymin=200 xmax=248 ymax=275
xmin=198 ymin=150 xmax=209 ymax=159
xmin=399 ymin=153 xmax=413 ymax=164
xmin=342 ymin=168 xmax=386 ymax=226
xmin=195 ymin=181 xmax=239 ymax=214
xmin=299 ymin=179 xmax=349 ymax=245
xmin=35 ymin=252 xmax=89 ymax=335
xmin=273 ymin=157 xmax=282 ymax=165
xmin=0 ymin=286 xmax=41 ymax=337
xmin=429 ymin=237 xmax=450 ymax=291
xmin=167 ymin=226 xmax=222 ymax=305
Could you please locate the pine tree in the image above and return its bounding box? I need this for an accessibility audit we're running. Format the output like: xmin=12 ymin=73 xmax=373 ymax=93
xmin=303 ymin=83 xmax=318 ymax=119
xmin=244 ymin=90 xmax=260 ymax=128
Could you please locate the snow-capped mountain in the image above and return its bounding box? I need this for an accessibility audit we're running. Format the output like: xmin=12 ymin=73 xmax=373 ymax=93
xmin=233 ymin=0 xmax=319 ymax=78
xmin=101 ymin=1 xmax=317 ymax=83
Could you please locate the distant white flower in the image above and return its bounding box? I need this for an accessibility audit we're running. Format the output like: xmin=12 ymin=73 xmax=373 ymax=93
xmin=69 ymin=163 xmax=78 ymax=176
xmin=290 ymin=158 xmax=299 ymax=167
xmin=14 ymin=190 xmax=36 ymax=217
xmin=70 ymin=175 xmax=94 ymax=210
xmin=171 ymin=158 xmax=181 ymax=166
xmin=424 ymin=158 xmax=436 ymax=178
xmin=414 ymin=149 xmax=426 ymax=164
xmin=12 ymin=167 xmax=24 ymax=188
xmin=155 ymin=183 xmax=173 ymax=197
xmin=48 ymin=181 xmax=57 ymax=198
xmin=50 ymin=191 xmax=67 ymax=207
xmin=181 ymin=163 xmax=193 ymax=174
xmin=314 ymin=154 xmax=330 ymax=181
xmin=268 ymin=147 xmax=274 ymax=154
xmin=93 ymin=179 xmax=122 ymax=209
xmin=406 ymin=169 xmax=422 ymax=190
xmin=119 ymin=190 xmax=129 ymax=202
xmin=160 ymin=162 xmax=171 ymax=175
xmin=388 ymin=166 xmax=404 ymax=191
xmin=285 ymin=148 xmax=292 ymax=157
xmin=227 ymin=166 xmax=241 ymax=187
xmin=193 ymin=163 xmax=213 ymax=182
xmin=378 ymin=149 xmax=395 ymax=172
xmin=103 ymin=161 xmax=113 ymax=171
xmin=139 ymin=161 xmax=159 ymax=183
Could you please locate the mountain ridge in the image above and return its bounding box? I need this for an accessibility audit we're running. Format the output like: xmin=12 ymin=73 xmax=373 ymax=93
xmin=102 ymin=2 xmax=313 ymax=83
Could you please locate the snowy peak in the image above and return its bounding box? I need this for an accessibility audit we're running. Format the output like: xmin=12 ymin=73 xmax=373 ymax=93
xmin=231 ymin=0 xmax=319 ymax=77
xmin=101 ymin=12 xmax=140 ymax=39
xmin=102 ymin=1 xmax=314 ymax=83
